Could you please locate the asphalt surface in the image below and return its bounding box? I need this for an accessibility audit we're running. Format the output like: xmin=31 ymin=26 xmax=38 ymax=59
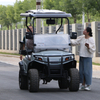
xmin=0 ymin=62 xmax=100 ymax=100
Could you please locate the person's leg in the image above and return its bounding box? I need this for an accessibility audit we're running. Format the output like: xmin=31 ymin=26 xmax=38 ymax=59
xmin=79 ymin=57 xmax=84 ymax=84
xmin=83 ymin=57 xmax=92 ymax=90
xmin=82 ymin=58 xmax=86 ymax=86
xmin=84 ymin=58 xmax=92 ymax=86
xmin=79 ymin=57 xmax=85 ymax=90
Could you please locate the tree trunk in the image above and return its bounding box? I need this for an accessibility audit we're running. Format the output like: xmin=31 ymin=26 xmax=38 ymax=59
xmin=88 ymin=19 xmax=90 ymax=22
xmin=87 ymin=12 xmax=90 ymax=22
xmin=15 ymin=23 xmax=17 ymax=29
xmin=74 ymin=18 xmax=76 ymax=23
xmin=7 ymin=25 xmax=9 ymax=30
xmin=10 ymin=24 xmax=12 ymax=30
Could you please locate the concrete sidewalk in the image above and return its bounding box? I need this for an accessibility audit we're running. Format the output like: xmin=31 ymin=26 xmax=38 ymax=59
xmin=0 ymin=54 xmax=100 ymax=78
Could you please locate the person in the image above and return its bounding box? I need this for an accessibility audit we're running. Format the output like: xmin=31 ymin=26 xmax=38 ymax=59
xmin=71 ymin=27 xmax=96 ymax=91
xmin=20 ymin=26 xmax=33 ymax=60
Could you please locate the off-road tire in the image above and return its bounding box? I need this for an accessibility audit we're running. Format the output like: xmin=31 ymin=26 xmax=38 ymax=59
xmin=19 ymin=71 xmax=28 ymax=90
xmin=69 ymin=68 xmax=79 ymax=91
xmin=28 ymin=69 xmax=39 ymax=92
xmin=58 ymin=78 xmax=68 ymax=89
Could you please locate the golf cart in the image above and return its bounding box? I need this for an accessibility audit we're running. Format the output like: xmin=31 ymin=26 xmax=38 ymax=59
xmin=19 ymin=9 xmax=79 ymax=92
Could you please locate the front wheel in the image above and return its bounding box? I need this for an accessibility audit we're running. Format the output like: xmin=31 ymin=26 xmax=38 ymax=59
xmin=19 ymin=71 xmax=28 ymax=90
xmin=69 ymin=68 xmax=79 ymax=91
xmin=28 ymin=69 xmax=39 ymax=92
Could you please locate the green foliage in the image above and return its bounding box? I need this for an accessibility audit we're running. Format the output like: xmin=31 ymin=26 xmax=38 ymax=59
xmin=43 ymin=0 xmax=83 ymax=23
xmin=14 ymin=1 xmax=22 ymax=23
xmin=29 ymin=0 xmax=36 ymax=9
xmin=43 ymin=0 xmax=54 ymax=9
xmin=60 ymin=0 xmax=82 ymax=23
xmin=0 ymin=52 xmax=20 ymax=56
xmin=6 ymin=5 xmax=16 ymax=29
xmin=89 ymin=0 xmax=100 ymax=14
xmin=0 ymin=5 xmax=11 ymax=29
xmin=0 ymin=0 xmax=100 ymax=29
xmin=21 ymin=0 xmax=31 ymax=12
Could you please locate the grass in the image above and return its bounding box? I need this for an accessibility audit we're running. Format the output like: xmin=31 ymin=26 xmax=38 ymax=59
xmin=74 ymin=61 xmax=100 ymax=66
xmin=0 ymin=52 xmax=20 ymax=56
xmin=92 ymin=62 xmax=100 ymax=66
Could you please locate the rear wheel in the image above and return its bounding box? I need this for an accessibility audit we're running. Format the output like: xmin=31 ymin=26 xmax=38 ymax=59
xmin=69 ymin=68 xmax=79 ymax=91
xmin=58 ymin=78 xmax=68 ymax=89
xmin=28 ymin=69 xmax=39 ymax=92
xmin=19 ymin=71 xmax=28 ymax=90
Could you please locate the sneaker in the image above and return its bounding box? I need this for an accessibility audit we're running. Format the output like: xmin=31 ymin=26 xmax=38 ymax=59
xmin=79 ymin=84 xmax=85 ymax=90
xmin=84 ymin=85 xmax=91 ymax=91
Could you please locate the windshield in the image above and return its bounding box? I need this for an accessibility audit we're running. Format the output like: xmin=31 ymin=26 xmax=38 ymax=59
xmin=34 ymin=34 xmax=71 ymax=52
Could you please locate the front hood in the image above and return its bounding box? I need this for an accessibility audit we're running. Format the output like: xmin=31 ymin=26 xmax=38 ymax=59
xmin=33 ymin=50 xmax=72 ymax=56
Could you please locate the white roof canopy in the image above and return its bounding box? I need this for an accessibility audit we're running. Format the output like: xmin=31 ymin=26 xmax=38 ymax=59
xmin=20 ymin=9 xmax=72 ymax=18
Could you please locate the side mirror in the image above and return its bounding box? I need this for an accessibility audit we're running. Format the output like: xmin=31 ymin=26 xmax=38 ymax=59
xmin=46 ymin=19 xmax=55 ymax=25
xmin=70 ymin=32 xmax=77 ymax=39
xmin=26 ymin=32 xmax=33 ymax=39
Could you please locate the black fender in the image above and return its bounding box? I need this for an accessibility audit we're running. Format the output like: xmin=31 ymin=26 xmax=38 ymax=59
xmin=72 ymin=60 xmax=77 ymax=68
xmin=19 ymin=61 xmax=27 ymax=75
xmin=27 ymin=60 xmax=45 ymax=70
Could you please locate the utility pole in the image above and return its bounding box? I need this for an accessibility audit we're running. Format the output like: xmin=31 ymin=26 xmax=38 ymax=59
xmin=82 ymin=12 xmax=85 ymax=26
xmin=82 ymin=3 xmax=85 ymax=34
xmin=36 ymin=0 xmax=41 ymax=33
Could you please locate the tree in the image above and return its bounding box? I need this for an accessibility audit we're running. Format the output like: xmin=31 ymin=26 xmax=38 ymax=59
xmin=0 ymin=5 xmax=3 ymax=30
xmin=14 ymin=0 xmax=36 ymax=28
xmin=82 ymin=0 xmax=95 ymax=22
xmin=29 ymin=0 xmax=36 ymax=9
xmin=90 ymin=0 xmax=100 ymax=14
xmin=43 ymin=0 xmax=54 ymax=10
xmin=60 ymin=0 xmax=82 ymax=23
xmin=43 ymin=0 xmax=64 ymax=24
xmin=6 ymin=5 xmax=15 ymax=29
xmin=14 ymin=0 xmax=23 ymax=28
xmin=43 ymin=0 xmax=62 ymax=10
xmin=0 ymin=5 xmax=11 ymax=29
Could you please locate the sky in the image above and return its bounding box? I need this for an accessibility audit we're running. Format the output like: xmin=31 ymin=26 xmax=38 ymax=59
xmin=0 ymin=0 xmax=24 ymax=6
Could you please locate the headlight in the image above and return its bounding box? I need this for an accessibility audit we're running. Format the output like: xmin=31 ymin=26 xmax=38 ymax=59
xmin=65 ymin=55 xmax=74 ymax=61
xmin=65 ymin=57 xmax=69 ymax=61
xmin=38 ymin=58 xmax=42 ymax=61
xmin=35 ymin=56 xmax=42 ymax=61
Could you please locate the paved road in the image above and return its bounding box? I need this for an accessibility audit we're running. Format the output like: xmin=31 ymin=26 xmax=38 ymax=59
xmin=0 ymin=62 xmax=100 ymax=100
